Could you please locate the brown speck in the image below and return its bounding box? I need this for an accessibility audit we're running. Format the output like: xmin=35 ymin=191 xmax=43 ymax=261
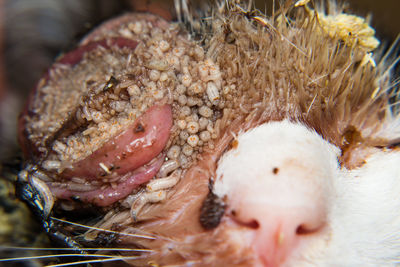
xmin=134 ymin=123 xmax=145 ymax=133
xmin=341 ymin=126 xmax=363 ymax=148
xmin=231 ymin=139 xmax=239 ymax=149
xmin=272 ymin=167 xmax=279 ymax=175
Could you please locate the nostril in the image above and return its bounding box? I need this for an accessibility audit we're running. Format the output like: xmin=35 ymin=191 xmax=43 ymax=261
xmin=230 ymin=212 xmax=260 ymax=229
xmin=245 ymin=219 xmax=260 ymax=229
xmin=295 ymin=223 xmax=323 ymax=235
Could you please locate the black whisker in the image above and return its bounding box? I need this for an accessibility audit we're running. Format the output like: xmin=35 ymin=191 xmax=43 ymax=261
xmin=45 ymin=256 xmax=142 ymax=267
xmin=0 ymin=246 xmax=152 ymax=252
xmin=51 ymin=217 xmax=156 ymax=240
xmin=0 ymin=253 xmax=118 ymax=262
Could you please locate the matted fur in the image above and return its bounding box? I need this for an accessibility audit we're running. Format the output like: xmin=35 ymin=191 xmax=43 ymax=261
xmin=185 ymin=0 xmax=398 ymax=165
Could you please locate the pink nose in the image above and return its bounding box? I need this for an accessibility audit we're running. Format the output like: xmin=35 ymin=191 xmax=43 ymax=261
xmin=229 ymin=186 xmax=327 ymax=266
xmin=213 ymin=121 xmax=338 ymax=266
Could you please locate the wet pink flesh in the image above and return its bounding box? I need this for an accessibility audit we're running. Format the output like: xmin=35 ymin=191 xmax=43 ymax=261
xmin=49 ymin=156 xmax=164 ymax=206
xmin=51 ymin=104 xmax=172 ymax=206
xmin=65 ymin=104 xmax=173 ymax=179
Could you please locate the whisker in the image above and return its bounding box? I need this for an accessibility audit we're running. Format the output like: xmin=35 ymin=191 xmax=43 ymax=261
xmin=51 ymin=217 xmax=156 ymax=240
xmin=0 ymin=246 xmax=152 ymax=252
xmin=307 ymin=74 xmax=328 ymax=86
xmin=377 ymin=34 xmax=400 ymax=69
xmin=306 ymin=93 xmax=318 ymax=115
xmin=388 ymin=100 xmax=400 ymax=107
xmin=372 ymin=78 xmax=400 ymax=100
xmin=0 ymin=253 xmax=118 ymax=262
xmin=45 ymin=256 xmax=141 ymax=267
xmin=377 ymin=55 xmax=400 ymax=83
xmin=278 ymin=31 xmax=308 ymax=57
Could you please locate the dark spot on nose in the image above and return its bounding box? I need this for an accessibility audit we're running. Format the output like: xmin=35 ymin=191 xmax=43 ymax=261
xmin=272 ymin=167 xmax=279 ymax=174
xmin=200 ymin=184 xmax=226 ymax=230
xmin=134 ymin=123 xmax=145 ymax=133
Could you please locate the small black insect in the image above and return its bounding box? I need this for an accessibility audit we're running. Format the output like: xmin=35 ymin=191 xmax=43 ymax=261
xmin=199 ymin=179 xmax=226 ymax=230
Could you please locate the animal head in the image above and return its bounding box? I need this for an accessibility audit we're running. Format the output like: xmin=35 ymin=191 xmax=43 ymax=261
xmin=15 ymin=0 xmax=400 ymax=266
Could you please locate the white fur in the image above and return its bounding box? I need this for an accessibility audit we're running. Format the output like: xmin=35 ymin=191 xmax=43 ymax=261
xmin=313 ymin=151 xmax=400 ymax=266
xmin=214 ymin=120 xmax=400 ymax=266
xmin=214 ymin=120 xmax=340 ymax=200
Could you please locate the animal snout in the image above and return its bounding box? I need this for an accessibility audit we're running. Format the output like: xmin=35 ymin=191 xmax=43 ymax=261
xmin=214 ymin=121 xmax=340 ymax=266
xmin=226 ymin=173 xmax=328 ymax=266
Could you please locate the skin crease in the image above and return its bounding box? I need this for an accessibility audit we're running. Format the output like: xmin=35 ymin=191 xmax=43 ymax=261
xmin=50 ymin=155 xmax=165 ymax=206
xmin=1 ymin=0 xmax=400 ymax=267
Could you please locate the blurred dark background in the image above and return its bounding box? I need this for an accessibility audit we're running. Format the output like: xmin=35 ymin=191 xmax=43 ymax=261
xmin=0 ymin=0 xmax=399 ymax=160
